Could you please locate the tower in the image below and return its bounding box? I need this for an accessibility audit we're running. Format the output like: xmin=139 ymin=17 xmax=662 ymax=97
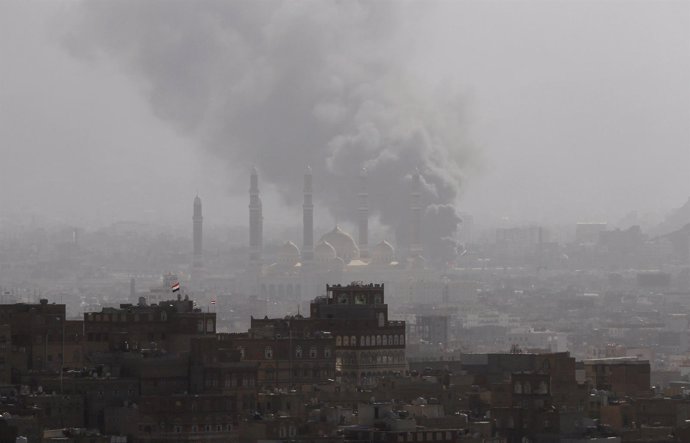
xmin=249 ymin=167 xmax=263 ymax=268
xmin=409 ymin=169 xmax=423 ymax=257
xmin=302 ymin=166 xmax=314 ymax=262
xmin=358 ymin=167 xmax=369 ymax=259
xmin=192 ymin=194 xmax=203 ymax=288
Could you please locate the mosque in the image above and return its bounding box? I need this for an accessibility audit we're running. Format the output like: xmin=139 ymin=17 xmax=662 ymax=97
xmin=242 ymin=166 xmax=434 ymax=302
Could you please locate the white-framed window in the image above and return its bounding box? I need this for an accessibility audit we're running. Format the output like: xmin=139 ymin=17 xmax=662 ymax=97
xmin=393 ymin=335 xmax=399 ymax=345
xmin=336 ymin=336 xmax=342 ymax=346
xmin=351 ymin=336 xmax=357 ymax=346
xmin=264 ymin=346 xmax=273 ymax=359
xmin=343 ymin=336 xmax=349 ymax=346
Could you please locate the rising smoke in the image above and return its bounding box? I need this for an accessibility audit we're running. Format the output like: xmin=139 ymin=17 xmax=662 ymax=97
xmin=63 ymin=0 xmax=473 ymax=265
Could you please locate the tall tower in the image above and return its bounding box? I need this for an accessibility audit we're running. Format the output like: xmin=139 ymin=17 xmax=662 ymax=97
xmin=302 ymin=166 xmax=314 ymax=262
xmin=358 ymin=167 xmax=369 ymax=259
xmin=249 ymin=167 xmax=263 ymax=268
xmin=409 ymin=169 xmax=423 ymax=257
xmin=192 ymin=194 xmax=203 ymax=288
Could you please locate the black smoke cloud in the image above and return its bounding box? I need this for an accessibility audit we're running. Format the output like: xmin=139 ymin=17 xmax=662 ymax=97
xmin=63 ymin=0 xmax=472 ymax=265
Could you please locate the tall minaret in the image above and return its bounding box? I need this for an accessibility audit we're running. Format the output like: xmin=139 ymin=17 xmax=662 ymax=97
xmin=302 ymin=166 xmax=314 ymax=262
xmin=358 ymin=167 xmax=369 ymax=259
xmin=192 ymin=194 xmax=203 ymax=287
xmin=249 ymin=167 xmax=263 ymax=268
xmin=409 ymin=169 xmax=423 ymax=257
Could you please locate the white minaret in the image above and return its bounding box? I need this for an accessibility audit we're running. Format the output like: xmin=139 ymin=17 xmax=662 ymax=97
xmin=409 ymin=168 xmax=423 ymax=257
xmin=358 ymin=167 xmax=369 ymax=259
xmin=302 ymin=166 xmax=314 ymax=262
xmin=249 ymin=167 xmax=263 ymax=268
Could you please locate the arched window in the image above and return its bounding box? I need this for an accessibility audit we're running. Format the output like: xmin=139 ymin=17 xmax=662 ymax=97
xmin=264 ymin=346 xmax=273 ymax=359
xmin=361 ymin=336 xmax=366 ymax=346
xmin=351 ymin=336 xmax=357 ymax=346
xmin=336 ymin=336 xmax=342 ymax=347
xmin=393 ymin=335 xmax=399 ymax=345
xmin=343 ymin=336 xmax=349 ymax=346
xmin=365 ymin=336 xmax=370 ymax=346
xmin=376 ymin=335 xmax=382 ymax=346
xmin=399 ymin=334 xmax=405 ymax=345
xmin=383 ymin=335 xmax=388 ymax=345
xmin=295 ymin=346 xmax=303 ymax=358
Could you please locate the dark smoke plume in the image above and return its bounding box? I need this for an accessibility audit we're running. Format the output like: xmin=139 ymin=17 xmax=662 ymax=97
xmin=63 ymin=0 xmax=473 ymax=265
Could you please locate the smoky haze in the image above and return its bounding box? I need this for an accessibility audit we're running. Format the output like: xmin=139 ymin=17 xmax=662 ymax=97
xmin=0 ymin=0 xmax=688 ymax=240
xmin=60 ymin=0 xmax=471 ymax=261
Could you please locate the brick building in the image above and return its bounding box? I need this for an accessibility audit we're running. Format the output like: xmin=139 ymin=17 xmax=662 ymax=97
xmin=83 ymin=297 xmax=216 ymax=356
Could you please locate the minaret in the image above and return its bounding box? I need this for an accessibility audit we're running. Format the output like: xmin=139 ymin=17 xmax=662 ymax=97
xmin=249 ymin=167 xmax=263 ymax=268
xmin=302 ymin=166 xmax=314 ymax=262
xmin=409 ymin=169 xmax=423 ymax=257
xmin=357 ymin=167 xmax=369 ymax=259
xmin=192 ymin=194 xmax=203 ymax=287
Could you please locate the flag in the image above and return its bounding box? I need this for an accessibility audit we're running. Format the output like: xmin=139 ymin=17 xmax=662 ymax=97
xmin=171 ymin=282 xmax=180 ymax=292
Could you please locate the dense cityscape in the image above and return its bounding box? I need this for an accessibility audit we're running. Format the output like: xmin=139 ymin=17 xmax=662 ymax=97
xmin=0 ymin=166 xmax=689 ymax=442
xmin=3 ymin=1 xmax=689 ymax=442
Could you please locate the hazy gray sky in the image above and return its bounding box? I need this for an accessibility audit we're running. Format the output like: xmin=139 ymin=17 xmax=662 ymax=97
xmin=1 ymin=0 xmax=688 ymax=232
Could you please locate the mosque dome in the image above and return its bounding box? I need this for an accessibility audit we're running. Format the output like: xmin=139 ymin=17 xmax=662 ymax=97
xmin=279 ymin=241 xmax=300 ymax=266
xmin=372 ymin=240 xmax=395 ymax=265
xmin=319 ymin=225 xmax=360 ymax=264
xmin=315 ymin=240 xmax=337 ymax=262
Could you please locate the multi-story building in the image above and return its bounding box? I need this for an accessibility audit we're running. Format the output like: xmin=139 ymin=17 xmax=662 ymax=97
xmin=83 ymin=297 xmax=216 ymax=356
xmin=219 ymin=323 xmax=335 ymax=389
xmin=311 ymin=283 xmax=407 ymax=384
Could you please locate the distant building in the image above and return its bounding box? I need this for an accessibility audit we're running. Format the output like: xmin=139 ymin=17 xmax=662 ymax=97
xmin=575 ymin=222 xmax=607 ymax=244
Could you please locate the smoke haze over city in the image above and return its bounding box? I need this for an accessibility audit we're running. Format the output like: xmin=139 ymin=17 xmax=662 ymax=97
xmin=1 ymin=0 xmax=688 ymax=235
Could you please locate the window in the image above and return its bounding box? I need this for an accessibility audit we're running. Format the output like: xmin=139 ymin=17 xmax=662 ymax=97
xmin=360 ymin=336 xmax=365 ymax=346
xmin=336 ymin=336 xmax=342 ymax=347
xmin=264 ymin=346 xmax=273 ymax=359
xmin=399 ymin=334 xmax=405 ymax=345
xmin=309 ymin=346 xmax=318 ymax=359
xmin=378 ymin=312 xmax=385 ymax=327
xmin=376 ymin=335 xmax=382 ymax=346
xmin=238 ymin=347 xmax=245 ymax=359
xmin=343 ymin=336 xmax=349 ymax=346
xmin=351 ymin=336 xmax=357 ymax=346
xmin=197 ymin=320 xmax=203 ymax=332
xmin=295 ymin=346 xmax=303 ymax=358
xmin=206 ymin=319 xmax=214 ymax=332
xmin=393 ymin=335 xmax=399 ymax=345
xmin=383 ymin=335 xmax=388 ymax=345
xmin=324 ymin=347 xmax=331 ymax=358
